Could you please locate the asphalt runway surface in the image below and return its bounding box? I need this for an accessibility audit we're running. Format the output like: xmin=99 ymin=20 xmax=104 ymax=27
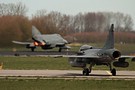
xmin=0 ymin=70 xmax=135 ymax=79
xmin=0 ymin=51 xmax=76 ymax=56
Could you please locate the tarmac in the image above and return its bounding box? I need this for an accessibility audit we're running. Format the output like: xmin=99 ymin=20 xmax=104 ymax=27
xmin=0 ymin=70 xmax=135 ymax=80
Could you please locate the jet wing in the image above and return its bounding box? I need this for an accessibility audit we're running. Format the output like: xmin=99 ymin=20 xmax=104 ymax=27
xmin=12 ymin=41 xmax=32 ymax=45
xmin=62 ymin=55 xmax=135 ymax=59
xmin=56 ymin=42 xmax=68 ymax=45
xmin=62 ymin=55 xmax=99 ymax=58
xmin=120 ymin=55 xmax=135 ymax=59
xmin=69 ymin=55 xmax=135 ymax=59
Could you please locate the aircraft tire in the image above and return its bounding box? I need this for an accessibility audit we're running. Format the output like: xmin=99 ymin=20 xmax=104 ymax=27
xmin=59 ymin=48 xmax=62 ymax=52
xmin=31 ymin=48 xmax=35 ymax=52
xmin=111 ymin=68 xmax=116 ymax=76
xmin=83 ymin=68 xmax=89 ymax=76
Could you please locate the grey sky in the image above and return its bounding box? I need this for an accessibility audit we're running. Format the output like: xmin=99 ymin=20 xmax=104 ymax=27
xmin=1 ymin=0 xmax=135 ymax=29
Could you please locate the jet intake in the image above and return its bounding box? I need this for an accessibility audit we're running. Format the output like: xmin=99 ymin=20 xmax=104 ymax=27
xmin=113 ymin=61 xmax=129 ymax=68
xmin=112 ymin=51 xmax=121 ymax=58
xmin=79 ymin=45 xmax=93 ymax=51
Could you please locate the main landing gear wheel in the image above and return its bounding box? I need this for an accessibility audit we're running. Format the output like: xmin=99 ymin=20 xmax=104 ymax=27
xmin=31 ymin=48 xmax=35 ymax=52
xmin=108 ymin=63 xmax=116 ymax=76
xmin=111 ymin=68 xmax=116 ymax=76
xmin=59 ymin=48 xmax=62 ymax=52
xmin=83 ymin=68 xmax=89 ymax=76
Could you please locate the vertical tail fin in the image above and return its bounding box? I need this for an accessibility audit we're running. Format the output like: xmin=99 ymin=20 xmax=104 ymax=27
xmin=103 ymin=24 xmax=114 ymax=49
xmin=32 ymin=26 xmax=41 ymax=37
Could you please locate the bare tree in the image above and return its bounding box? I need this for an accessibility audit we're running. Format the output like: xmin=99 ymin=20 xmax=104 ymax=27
xmin=0 ymin=2 xmax=28 ymax=16
xmin=123 ymin=14 xmax=133 ymax=31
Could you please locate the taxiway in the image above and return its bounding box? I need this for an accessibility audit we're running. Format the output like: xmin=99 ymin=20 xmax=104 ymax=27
xmin=0 ymin=70 xmax=135 ymax=79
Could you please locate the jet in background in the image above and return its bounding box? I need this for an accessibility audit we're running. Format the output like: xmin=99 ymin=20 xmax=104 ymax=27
xmin=12 ymin=26 xmax=70 ymax=52
xmin=67 ymin=24 xmax=135 ymax=76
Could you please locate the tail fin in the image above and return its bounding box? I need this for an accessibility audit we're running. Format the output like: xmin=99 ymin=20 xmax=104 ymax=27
xmin=103 ymin=24 xmax=114 ymax=49
xmin=32 ymin=26 xmax=41 ymax=37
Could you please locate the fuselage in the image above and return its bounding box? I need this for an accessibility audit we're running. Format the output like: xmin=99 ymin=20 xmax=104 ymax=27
xmin=83 ymin=49 xmax=114 ymax=62
xmin=68 ymin=48 xmax=120 ymax=68
xmin=32 ymin=34 xmax=68 ymax=49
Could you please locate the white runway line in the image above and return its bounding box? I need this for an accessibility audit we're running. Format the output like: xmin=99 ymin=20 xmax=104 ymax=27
xmin=106 ymin=71 xmax=112 ymax=75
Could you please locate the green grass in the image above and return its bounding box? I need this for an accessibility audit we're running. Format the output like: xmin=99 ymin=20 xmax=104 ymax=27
xmin=0 ymin=79 xmax=135 ymax=90
xmin=0 ymin=57 xmax=73 ymax=70
xmin=1 ymin=43 xmax=135 ymax=54
xmin=0 ymin=57 xmax=135 ymax=70
xmin=114 ymin=43 xmax=135 ymax=54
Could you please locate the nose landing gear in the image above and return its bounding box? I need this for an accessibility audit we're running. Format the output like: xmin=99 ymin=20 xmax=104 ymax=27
xmin=83 ymin=68 xmax=90 ymax=76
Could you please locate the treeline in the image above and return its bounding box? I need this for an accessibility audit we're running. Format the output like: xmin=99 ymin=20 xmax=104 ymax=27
xmin=64 ymin=32 xmax=135 ymax=43
xmin=0 ymin=2 xmax=135 ymax=47
xmin=32 ymin=10 xmax=133 ymax=35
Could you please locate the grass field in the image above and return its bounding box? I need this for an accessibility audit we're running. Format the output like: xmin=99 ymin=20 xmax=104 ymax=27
xmin=0 ymin=57 xmax=72 ymax=70
xmin=0 ymin=79 xmax=135 ymax=90
xmin=1 ymin=43 xmax=135 ymax=54
xmin=0 ymin=57 xmax=135 ymax=70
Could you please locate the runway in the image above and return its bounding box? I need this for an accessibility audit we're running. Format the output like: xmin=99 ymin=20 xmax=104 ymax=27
xmin=0 ymin=70 xmax=135 ymax=79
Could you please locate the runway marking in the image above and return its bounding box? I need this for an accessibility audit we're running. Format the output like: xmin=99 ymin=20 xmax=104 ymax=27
xmin=106 ymin=71 xmax=112 ymax=75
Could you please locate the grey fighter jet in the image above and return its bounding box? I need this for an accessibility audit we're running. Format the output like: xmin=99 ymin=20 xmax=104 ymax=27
xmin=12 ymin=26 xmax=70 ymax=52
xmin=67 ymin=24 xmax=135 ymax=76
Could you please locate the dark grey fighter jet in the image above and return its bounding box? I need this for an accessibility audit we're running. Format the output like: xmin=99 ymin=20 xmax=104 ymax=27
xmin=67 ymin=24 xmax=135 ymax=76
xmin=12 ymin=26 xmax=70 ymax=52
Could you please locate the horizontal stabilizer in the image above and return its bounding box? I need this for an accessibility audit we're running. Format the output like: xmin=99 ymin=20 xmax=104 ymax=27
xmin=62 ymin=55 xmax=99 ymax=58
xmin=120 ymin=55 xmax=135 ymax=59
xmin=12 ymin=41 xmax=32 ymax=45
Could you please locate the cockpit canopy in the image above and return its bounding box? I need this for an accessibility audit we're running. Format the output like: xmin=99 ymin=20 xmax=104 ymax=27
xmin=79 ymin=45 xmax=93 ymax=51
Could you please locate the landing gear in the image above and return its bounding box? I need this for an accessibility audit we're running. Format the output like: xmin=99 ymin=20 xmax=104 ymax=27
xmin=111 ymin=68 xmax=116 ymax=76
xmin=59 ymin=48 xmax=62 ymax=52
xmin=83 ymin=68 xmax=89 ymax=76
xmin=31 ymin=48 xmax=35 ymax=52
xmin=82 ymin=63 xmax=93 ymax=76
xmin=109 ymin=63 xmax=116 ymax=76
xmin=26 ymin=45 xmax=36 ymax=52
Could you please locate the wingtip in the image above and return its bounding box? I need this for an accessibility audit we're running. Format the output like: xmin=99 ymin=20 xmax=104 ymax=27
xmin=12 ymin=41 xmax=16 ymax=43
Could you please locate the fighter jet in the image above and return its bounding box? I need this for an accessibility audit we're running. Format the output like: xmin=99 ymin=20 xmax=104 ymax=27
xmin=67 ymin=24 xmax=135 ymax=76
xmin=12 ymin=26 xmax=70 ymax=52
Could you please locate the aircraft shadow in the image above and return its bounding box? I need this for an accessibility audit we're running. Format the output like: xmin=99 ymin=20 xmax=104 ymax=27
xmin=62 ymin=73 xmax=111 ymax=77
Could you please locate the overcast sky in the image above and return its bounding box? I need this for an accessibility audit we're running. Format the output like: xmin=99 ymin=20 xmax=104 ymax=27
xmin=1 ymin=0 xmax=135 ymax=29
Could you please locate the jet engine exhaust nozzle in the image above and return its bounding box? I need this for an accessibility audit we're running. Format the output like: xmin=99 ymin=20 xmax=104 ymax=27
xmin=112 ymin=51 xmax=121 ymax=59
